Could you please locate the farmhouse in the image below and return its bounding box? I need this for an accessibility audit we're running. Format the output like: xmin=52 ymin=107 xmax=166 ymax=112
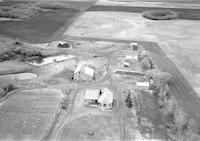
xmin=83 ymin=88 xmax=114 ymax=110
xmin=74 ymin=64 xmax=95 ymax=81
xmin=98 ymin=88 xmax=113 ymax=111
xmin=136 ymin=82 xmax=150 ymax=90
xmin=84 ymin=89 xmax=100 ymax=104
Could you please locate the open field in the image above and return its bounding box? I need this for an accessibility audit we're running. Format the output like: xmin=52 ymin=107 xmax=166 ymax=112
xmin=60 ymin=114 xmax=120 ymax=141
xmin=96 ymin=0 xmax=200 ymax=9
xmin=0 ymin=10 xmax=78 ymax=43
xmin=0 ymin=1 xmax=95 ymax=43
xmin=0 ymin=89 xmax=62 ymax=140
xmin=88 ymin=5 xmax=200 ymax=20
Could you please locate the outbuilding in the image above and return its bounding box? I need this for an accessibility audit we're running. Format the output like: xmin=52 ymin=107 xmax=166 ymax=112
xmin=136 ymin=82 xmax=150 ymax=90
xmin=84 ymin=89 xmax=100 ymax=104
xmin=130 ymin=42 xmax=138 ymax=50
xmin=125 ymin=55 xmax=138 ymax=61
xmin=123 ymin=62 xmax=130 ymax=68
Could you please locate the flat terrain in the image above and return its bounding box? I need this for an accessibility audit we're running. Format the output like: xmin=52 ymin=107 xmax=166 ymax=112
xmin=0 ymin=1 xmax=96 ymax=43
xmin=88 ymin=5 xmax=200 ymax=20
xmin=96 ymin=0 xmax=200 ymax=9
xmin=0 ymin=89 xmax=62 ymax=140
xmin=0 ymin=0 xmax=200 ymax=140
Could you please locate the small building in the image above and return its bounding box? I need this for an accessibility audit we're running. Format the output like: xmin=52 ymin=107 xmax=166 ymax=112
xmin=130 ymin=42 xmax=138 ymax=50
xmin=123 ymin=62 xmax=130 ymax=68
xmin=136 ymin=82 xmax=150 ymax=90
xmin=98 ymin=88 xmax=113 ymax=111
xmin=57 ymin=41 xmax=71 ymax=48
xmin=74 ymin=64 xmax=95 ymax=81
xmin=125 ymin=55 xmax=138 ymax=61
xmin=84 ymin=89 xmax=100 ymax=105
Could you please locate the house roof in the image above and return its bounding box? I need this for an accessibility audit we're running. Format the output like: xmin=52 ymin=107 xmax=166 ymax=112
xmin=74 ymin=64 xmax=94 ymax=77
xmin=136 ymin=82 xmax=150 ymax=87
xmin=84 ymin=66 xmax=95 ymax=77
xmin=84 ymin=89 xmax=100 ymax=100
xmin=98 ymin=88 xmax=113 ymax=104
xmin=130 ymin=42 xmax=138 ymax=46
xmin=74 ymin=63 xmax=83 ymax=74
xmin=125 ymin=55 xmax=138 ymax=60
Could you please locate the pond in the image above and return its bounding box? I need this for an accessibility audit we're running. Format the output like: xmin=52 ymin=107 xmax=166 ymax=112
xmin=0 ymin=8 xmax=78 ymax=43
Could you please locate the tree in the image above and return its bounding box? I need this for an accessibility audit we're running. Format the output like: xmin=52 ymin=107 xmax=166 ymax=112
xmin=154 ymin=72 xmax=172 ymax=87
xmin=126 ymin=93 xmax=133 ymax=108
xmin=141 ymin=57 xmax=151 ymax=70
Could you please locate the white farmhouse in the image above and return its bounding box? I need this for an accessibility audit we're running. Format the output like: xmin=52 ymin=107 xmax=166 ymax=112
xmin=98 ymin=88 xmax=113 ymax=111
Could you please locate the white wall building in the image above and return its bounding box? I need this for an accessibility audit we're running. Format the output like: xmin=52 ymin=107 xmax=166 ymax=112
xmin=98 ymin=88 xmax=113 ymax=111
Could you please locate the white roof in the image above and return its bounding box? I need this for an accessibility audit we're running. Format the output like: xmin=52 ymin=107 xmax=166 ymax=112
xmin=136 ymin=82 xmax=150 ymax=87
xmin=74 ymin=64 xmax=95 ymax=77
xmin=123 ymin=62 xmax=130 ymax=66
xmin=84 ymin=89 xmax=100 ymax=100
xmin=74 ymin=63 xmax=83 ymax=74
xmin=58 ymin=41 xmax=66 ymax=45
xmin=130 ymin=42 xmax=138 ymax=46
xmin=98 ymin=88 xmax=113 ymax=104
xmin=125 ymin=55 xmax=138 ymax=60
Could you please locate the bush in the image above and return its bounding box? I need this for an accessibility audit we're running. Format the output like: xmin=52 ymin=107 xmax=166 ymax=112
xmin=141 ymin=57 xmax=151 ymax=70
xmin=1 ymin=84 xmax=16 ymax=98
xmin=142 ymin=10 xmax=178 ymax=20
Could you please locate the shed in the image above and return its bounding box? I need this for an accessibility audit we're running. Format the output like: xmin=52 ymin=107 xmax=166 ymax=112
xmin=84 ymin=89 xmax=100 ymax=104
xmin=136 ymin=82 xmax=150 ymax=90
xmin=125 ymin=55 xmax=138 ymax=61
xmin=130 ymin=42 xmax=138 ymax=50
xmin=98 ymin=88 xmax=113 ymax=111
xmin=123 ymin=62 xmax=130 ymax=68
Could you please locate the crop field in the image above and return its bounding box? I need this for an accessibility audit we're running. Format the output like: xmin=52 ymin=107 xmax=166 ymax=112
xmin=96 ymin=0 xmax=200 ymax=9
xmin=0 ymin=10 xmax=78 ymax=43
xmin=0 ymin=89 xmax=62 ymax=140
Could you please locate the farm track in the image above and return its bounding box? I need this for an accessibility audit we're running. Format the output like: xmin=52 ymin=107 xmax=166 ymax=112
xmin=65 ymin=36 xmax=200 ymax=127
